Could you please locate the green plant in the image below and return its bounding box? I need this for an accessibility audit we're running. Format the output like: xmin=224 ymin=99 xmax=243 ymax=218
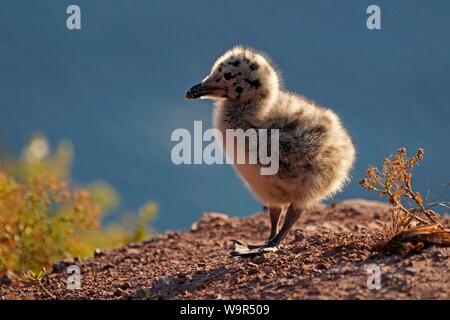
xmin=134 ymin=287 xmax=161 ymax=300
xmin=360 ymin=147 xmax=450 ymax=254
xmin=21 ymin=267 xmax=55 ymax=299
xmin=0 ymin=134 xmax=157 ymax=275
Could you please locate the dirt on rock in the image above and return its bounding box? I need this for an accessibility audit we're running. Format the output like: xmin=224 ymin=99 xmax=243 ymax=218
xmin=1 ymin=199 xmax=449 ymax=300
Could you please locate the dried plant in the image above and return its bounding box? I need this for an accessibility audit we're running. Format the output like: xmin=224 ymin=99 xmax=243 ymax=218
xmin=360 ymin=147 xmax=450 ymax=254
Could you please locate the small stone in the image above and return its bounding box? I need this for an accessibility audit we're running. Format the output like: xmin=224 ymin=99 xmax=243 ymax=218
xmin=155 ymin=277 xmax=170 ymax=287
xmin=252 ymin=255 xmax=268 ymax=264
xmin=247 ymin=267 xmax=258 ymax=275
xmin=94 ymin=248 xmax=105 ymax=258
xmin=304 ymin=225 xmax=317 ymax=233
xmin=206 ymin=212 xmax=229 ymax=220
xmin=316 ymin=263 xmax=326 ymax=270
xmin=404 ymin=267 xmax=416 ymax=275
xmin=52 ymin=260 xmax=74 ymax=273
xmin=114 ymin=288 xmax=124 ymax=296
xmin=1 ymin=275 xmax=12 ymax=286
xmin=166 ymin=232 xmax=178 ymax=239
xmin=101 ymin=263 xmax=116 ymax=271
xmin=120 ymin=282 xmax=132 ymax=290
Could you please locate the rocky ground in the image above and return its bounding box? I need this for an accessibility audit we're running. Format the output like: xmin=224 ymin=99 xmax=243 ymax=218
xmin=1 ymin=199 xmax=449 ymax=300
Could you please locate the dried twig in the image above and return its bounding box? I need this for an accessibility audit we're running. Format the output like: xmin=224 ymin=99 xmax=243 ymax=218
xmin=360 ymin=148 xmax=450 ymax=254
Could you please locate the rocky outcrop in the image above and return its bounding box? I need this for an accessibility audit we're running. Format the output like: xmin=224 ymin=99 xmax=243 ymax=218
xmin=1 ymin=199 xmax=449 ymax=300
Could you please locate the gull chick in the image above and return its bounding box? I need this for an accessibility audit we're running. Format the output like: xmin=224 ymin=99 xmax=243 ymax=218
xmin=186 ymin=46 xmax=356 ymax=255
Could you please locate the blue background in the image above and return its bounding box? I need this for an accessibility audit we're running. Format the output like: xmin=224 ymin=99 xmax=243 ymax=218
xmin=1 ymin=0 xmax=449 ymax=231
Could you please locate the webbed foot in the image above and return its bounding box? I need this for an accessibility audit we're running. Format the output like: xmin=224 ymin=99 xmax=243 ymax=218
xmin=230 ymin=239 xmax=279 ymax=256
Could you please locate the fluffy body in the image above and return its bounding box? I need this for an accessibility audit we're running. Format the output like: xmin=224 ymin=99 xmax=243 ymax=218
xmin=210 ymin=47 xmax=356 ymax=210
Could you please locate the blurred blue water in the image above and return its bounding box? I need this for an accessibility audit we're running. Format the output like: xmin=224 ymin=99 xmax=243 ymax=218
xmin=0 ymin=0 xmax=449 ymax=231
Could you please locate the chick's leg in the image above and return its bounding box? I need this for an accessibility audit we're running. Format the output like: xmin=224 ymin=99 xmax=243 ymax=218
xmin=267 ymin=204 xmax=303 ymax=247
xmin=268 ymin=206 xmax=283 ymax=240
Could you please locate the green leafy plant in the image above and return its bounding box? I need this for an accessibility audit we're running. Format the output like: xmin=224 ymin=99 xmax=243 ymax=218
xmin=21 ymin=267 xmax=55 ymax=299
xmin=0 ymin=134 xmax=157 ymax=275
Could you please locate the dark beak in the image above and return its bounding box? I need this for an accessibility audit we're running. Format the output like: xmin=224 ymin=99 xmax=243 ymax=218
xmin=185 ymin=82 xmax=215 ymax=100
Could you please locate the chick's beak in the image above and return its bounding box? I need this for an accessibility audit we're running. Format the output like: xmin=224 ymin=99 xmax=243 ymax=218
xmin=185 ymin=83 xmax=205 ymax=99
xmin=185 ymin=80 xmax=224 ymax=100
